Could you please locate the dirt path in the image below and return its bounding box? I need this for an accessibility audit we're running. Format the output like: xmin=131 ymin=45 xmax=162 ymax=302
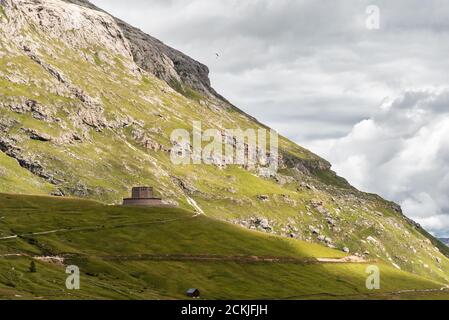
xmin=94 ymin=254 xmax=372 ymax=265
xmin=317 ymin=256 xmax=367 ymax=263
xmin=1 ymin=252 xmax=372 ymax=266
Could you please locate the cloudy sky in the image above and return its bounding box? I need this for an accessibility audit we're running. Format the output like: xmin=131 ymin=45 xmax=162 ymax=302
xmin=91 ymin=0 xmax=449 ymax=236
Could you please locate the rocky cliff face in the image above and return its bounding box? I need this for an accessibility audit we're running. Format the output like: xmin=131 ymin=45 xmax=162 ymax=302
xmin=63 ymin=0 xmax=223 ymax=100
xmin=1 ymin=0 xmax=449 ymax=283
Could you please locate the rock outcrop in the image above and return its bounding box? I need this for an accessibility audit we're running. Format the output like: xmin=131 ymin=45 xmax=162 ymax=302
xmin=63 ymin=0 xmax=223 ymax=99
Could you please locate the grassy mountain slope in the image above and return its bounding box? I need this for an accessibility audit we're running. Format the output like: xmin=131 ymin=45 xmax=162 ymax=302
xmin=1 ymin=193 xmax=449 ymax=300
xmin=0 ymin=0 xmax=448 ymax=289
xmin=0 ymin=152 xmax=55 ymax=194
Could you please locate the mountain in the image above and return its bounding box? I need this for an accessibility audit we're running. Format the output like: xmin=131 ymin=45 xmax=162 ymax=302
xmin=1 ymin=0 xmax=449 ymax=297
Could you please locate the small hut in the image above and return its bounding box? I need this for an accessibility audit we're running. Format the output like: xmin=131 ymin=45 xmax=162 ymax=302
xmin=186 ymin=288 xmax=200 ymax=298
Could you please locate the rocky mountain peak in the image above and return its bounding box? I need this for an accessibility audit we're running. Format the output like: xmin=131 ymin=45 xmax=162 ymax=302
xmin=63 ymin=0 xmax=223 ymax=100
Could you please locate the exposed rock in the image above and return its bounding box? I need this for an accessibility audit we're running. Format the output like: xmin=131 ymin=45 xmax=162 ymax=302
xmin=51 ymin=189 xmax=65 ymax=197
xmin=257 ymin=195 xmax=269 ymax=202
xmin=63 ymin=0 xmax=224 ymax=100
xmin=299 ymin=182 xmax=316 ymax=191
xmin=232 ymin=217 xmax=274 ymax=233
xmin=374 ymin=211 xmax=384 ymax=217
xmin=281 ymin=194 xmax=297 ymax=206
xmin=132 ymin=128 xmax=167 ymax=152
xmin=309 ymin=226 xmax=320 ymax=235
xmin=108 ymin=115 xmax=136 ymax=129
xmin=366 ymin=236 xmax=379 ymax=245
xmin=54 ymin=132 xmax=83 ymax=144
xmin=311 ymin=200 xmax=329 ymax=215
xmin=172 ymin=177 xmax=198 ymax=195
xmin=28 ymin=100 xmax=58 ymax=122
xmin=25 ymin=52 xmax=108 ymax=131
xmin=22 ymin=128 xmax=52 ymax=142
xmin=1 ymin=99 xmax=58 ymax=122
xmin=257 ymin=218 xmax=271 ymax=230
xmin=280 ymin=152 xmax=331 ymax=175
xmin=326 ymin=217 xmax=336 ymax=226
xmin=0 ymin=116 xmax=18 ymax=132
xmin=274 ymin=174 xmax=295 ymax=185
xmin=75 ymin=105 xmax=107 ymax=131
xmin=17 ymin=0 xmax=133 ymax=58
xmin=390 ymin=203 xmax=403 ymax=214
xmin=227 ymin=187 xmax=237 ymax=194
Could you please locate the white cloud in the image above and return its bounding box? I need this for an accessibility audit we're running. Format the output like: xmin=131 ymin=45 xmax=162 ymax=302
xmin=402 ymin=193 xmax=440 ymax=218
xmin=308 ymin=89 xmax=449 ymax=236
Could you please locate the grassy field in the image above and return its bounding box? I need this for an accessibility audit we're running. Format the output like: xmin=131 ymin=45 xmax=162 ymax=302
xmin=0 ymin=193 xmax=448 ymax=300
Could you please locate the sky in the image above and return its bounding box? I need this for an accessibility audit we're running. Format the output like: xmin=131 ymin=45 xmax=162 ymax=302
xmin=91 ymin=0 xmax=449 ymax=236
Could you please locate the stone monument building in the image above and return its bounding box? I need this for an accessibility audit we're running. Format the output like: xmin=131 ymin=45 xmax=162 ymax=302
xmin=123 ymin=186 xmax=165 ymax=206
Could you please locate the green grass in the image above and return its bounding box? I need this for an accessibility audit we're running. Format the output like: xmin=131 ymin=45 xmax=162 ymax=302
xmin=0 ymin=193 xmax=448 ymax=300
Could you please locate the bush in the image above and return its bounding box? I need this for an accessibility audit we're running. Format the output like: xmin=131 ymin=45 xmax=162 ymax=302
xmin=29 ymin=261 xmax=37 ymax=273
